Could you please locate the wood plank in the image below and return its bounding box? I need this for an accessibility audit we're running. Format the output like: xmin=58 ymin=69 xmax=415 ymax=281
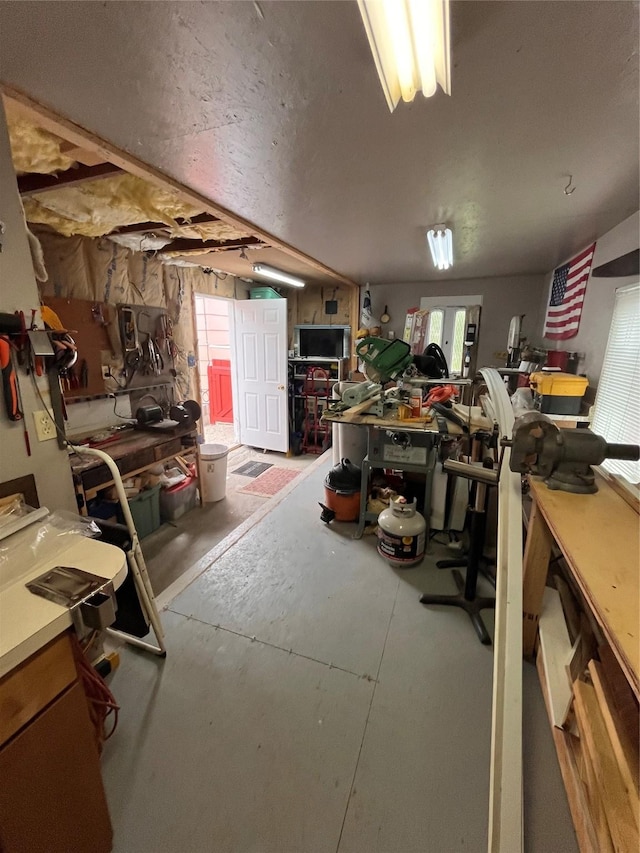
xmin=522 ymin=500 xmax=553 ymax=657
xmin=598 ymin=644 xmax=640 ymax=762
xmin=588 ymin=660 xmax=639 ymax=825
xmin=529 ymin=476 xmax=639 ymax=698
xmin=576 ymin=728 xmax=616 ymax=853
xmin=109 ymin=211 xmax=221 ymax=235
xmin=573 ymin=679 xmax=639 ymax=852
xmin=538 ymin=587 xmax=573 ymax=727
xmin=161 ymin=235 xmax=265 ymax=254
xmin=0 ymin=633 xmax=76 ymax=745
xmin=17 ymin=162 xmax=123 ymax=195
xmin=536 ymin=652 xmax=599 ymax=853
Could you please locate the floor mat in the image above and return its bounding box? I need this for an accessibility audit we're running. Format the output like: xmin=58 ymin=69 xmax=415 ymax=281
xmin=232 ymin=461 xmax=273 ymax=478
xmin=237 ymin=466 xmax=301 ymax=497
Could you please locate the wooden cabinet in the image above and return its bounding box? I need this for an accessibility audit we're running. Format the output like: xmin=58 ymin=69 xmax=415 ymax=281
xmin=0 ymin=635 xmax=112 ymax=853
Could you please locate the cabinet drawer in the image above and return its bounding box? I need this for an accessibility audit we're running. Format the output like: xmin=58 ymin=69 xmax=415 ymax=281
xmin=0 ymin=634 xmax=76 ymax=746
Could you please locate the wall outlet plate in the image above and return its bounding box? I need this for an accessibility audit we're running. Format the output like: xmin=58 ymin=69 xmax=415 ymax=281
xmin=33 ymin=410 xmax=56 ymax=442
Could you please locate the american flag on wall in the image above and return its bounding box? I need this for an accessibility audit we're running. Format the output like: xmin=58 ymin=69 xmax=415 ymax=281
xmin=543 ymin=243 xmax=596 ymax=340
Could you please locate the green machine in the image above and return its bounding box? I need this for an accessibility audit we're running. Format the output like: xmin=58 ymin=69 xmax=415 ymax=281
xmin=356 ymin=337 xmax=413 ymax=384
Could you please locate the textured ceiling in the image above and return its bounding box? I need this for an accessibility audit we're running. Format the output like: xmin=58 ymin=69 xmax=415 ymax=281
xmin=0 ymin=1 xmax=638 ymax=283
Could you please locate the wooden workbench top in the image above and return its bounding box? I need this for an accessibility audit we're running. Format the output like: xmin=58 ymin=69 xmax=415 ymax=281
xmin=69 ymin=424 xmax=196 ymax=473
xmin=323 ymin=404 xmax=493 ymax=434
xmin=530 ymin=475 xmax=639 ymax=697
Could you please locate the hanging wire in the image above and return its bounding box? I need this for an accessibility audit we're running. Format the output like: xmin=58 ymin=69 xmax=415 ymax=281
xmin=564 ymin=175 xmax=576 ymax=195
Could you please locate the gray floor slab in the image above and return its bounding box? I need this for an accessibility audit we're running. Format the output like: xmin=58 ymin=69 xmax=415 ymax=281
xmin=104 ymin=456 xmax=577 ymax=853
xmin=169 ymin=462 xmax=399 ymax=677
xmin=337 ymin=565 xmax=496 ymax=853
xmin=103 ymin=610 xmax=374 ymax=853
xmin=143 ymin=445 xmax=316 ymax=594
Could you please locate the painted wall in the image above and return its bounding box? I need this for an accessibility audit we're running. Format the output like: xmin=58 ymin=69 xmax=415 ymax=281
xmin=368 ymin=275 xmax=547 ymax=368
xmin=0 ymin=104 xmax=77 ymax=512
xmin=540 ymin=211 xmax=639 ymax=385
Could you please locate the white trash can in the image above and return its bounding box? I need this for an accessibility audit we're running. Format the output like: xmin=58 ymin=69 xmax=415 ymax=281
xmin=199 ymin=443 xmax=229 ymax=502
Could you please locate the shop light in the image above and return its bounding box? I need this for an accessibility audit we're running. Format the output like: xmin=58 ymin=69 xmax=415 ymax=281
xmin=427 ymin=226 xmax=453 ymax=270
xmin=358 ymin=0 xmax=451 ymax=112
xmin=251 ymin=264 xmax=305 ymax=288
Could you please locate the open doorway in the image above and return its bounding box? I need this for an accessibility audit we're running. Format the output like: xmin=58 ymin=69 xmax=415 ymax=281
xmin=194 ymin=293 xmax=239 ymax=448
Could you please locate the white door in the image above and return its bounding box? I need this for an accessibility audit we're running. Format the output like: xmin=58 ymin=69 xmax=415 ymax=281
xmin=231 ymin=299 xmax=289 ymax=453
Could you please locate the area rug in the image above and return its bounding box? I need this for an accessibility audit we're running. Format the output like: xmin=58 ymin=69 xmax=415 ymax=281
xmin=232 ymin=461 xmax=273 ymax=478
xmin=237 ymin=466 xmax=301 ymax=497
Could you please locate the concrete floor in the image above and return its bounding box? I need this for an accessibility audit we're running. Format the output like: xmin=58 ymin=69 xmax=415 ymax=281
xmin=142 ymin=444 xmax=316 ymax=595
xmin=103 ymin=458 xmax=578 ymax=853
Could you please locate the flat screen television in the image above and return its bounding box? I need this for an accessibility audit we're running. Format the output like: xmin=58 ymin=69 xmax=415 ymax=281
xmin=294 ymin=325 xmax=350 ymax=359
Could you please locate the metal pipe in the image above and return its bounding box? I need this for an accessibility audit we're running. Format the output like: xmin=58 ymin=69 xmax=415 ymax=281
xmin=443 ymin=458 xmax=499 ymax=486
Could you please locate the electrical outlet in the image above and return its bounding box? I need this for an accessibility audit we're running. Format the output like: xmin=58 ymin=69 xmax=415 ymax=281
xmin=101 ymin=365 xmax=111 ymax=379
xmin=33 ymin=410 xmax=56 ymax=442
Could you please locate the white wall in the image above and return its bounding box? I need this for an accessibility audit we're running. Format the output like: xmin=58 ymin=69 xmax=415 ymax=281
xmin=368 ymin=275 xmax=547 ymax=368
xmin=540 ymin=211 xmax=639 ymax=384
xmin=0 ymin=103 xmax=77 ymax=512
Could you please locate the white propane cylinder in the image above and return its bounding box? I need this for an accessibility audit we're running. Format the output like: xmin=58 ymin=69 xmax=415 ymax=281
xmin=377 ymin=497 xmax=426 ymax=567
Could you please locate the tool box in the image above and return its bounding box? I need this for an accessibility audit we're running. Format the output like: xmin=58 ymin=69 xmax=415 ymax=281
xmin=529 ymin=371 xmax=589 ymax=415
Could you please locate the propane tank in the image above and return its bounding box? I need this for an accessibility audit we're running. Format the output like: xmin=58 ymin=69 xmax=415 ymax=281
xmin=377 ymin=497 xmax=426 ymax=567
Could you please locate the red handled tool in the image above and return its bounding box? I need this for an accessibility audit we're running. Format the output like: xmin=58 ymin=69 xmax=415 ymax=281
xmin=0 ymin=335 xmax=22 ymax=421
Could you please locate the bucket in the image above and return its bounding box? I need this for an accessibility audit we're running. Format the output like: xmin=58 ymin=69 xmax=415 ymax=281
xmin=545 ymin=350 xmax=569 ymax=371
xmin=198 ymin=443 xmax=229 ymax=502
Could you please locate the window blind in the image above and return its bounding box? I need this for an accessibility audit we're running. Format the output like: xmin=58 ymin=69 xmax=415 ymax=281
xmin=591 ymin=283 xmax=640 ymax=484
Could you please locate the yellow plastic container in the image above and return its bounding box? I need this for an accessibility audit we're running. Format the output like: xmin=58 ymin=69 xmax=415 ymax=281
xmin=529 ymin=372 xmax=589 ymax=397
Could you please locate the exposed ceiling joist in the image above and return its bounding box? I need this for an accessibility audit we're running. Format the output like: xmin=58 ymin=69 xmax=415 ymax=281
xmin=110 ymin=211 xmax=221 ymax=236
xmin=163 ymin=235 xmax=265 ymax=254
xmin=18 ymin=162 xmax=123 ymax=195
xmin=1 ymin=87 xmax=360 ymax=289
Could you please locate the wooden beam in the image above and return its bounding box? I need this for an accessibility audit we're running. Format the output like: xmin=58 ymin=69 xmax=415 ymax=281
xmin=110 ymin=212 xmax=222 ymax=236
xmin=1 ymin=86 xmax=360 ymax=290
xmin=161 ymin=236 xmax=265 ymax=254
xmin=17 ymin=162 xmax=123 ymax=195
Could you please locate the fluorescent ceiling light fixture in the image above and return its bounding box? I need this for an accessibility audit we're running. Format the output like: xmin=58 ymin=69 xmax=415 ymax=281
xmin=252 ymin=263 xmax=305 ymax=288
xmin=427 ymin=226 xmax=453 ymax=270
xmin=358 ymin=0 xmax=451 ymax=112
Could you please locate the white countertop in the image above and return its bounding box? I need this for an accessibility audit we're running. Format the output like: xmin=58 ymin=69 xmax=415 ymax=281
xmin=0 ymin=534 xmax=127 ymax=678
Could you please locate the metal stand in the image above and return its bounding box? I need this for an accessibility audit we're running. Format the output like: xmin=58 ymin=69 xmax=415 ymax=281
xmin=70 ymin=444 xmax=167 ymax=657
xmin=420 ymin=459 xmax=498 ymax=645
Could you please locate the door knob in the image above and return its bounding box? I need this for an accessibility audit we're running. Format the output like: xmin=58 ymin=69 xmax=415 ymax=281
xmin=278 ymin=385 xmax=285 ymax=390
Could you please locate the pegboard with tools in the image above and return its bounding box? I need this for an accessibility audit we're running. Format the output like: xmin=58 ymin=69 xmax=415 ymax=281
xmin=42 ymin=298 xmax=177 ymax=398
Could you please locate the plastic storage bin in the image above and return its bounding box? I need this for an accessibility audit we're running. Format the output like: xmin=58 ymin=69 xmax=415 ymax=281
xmin=160 ymin=476 xmax=198 ymax=522
xmin=250 ymin=286 xmax=282 ymax=299
xmin=125 ymin=484 xmax=161 ymax=539
xmin=198 ymin=443 xmax=229 ymax=502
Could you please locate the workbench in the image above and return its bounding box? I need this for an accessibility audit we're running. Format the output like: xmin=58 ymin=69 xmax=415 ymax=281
xmin=69 ymin=424 xmax=198 ymax=514
xmin=522 ymin=473 xmax=639 ymax=851
xmin=323 ymin=406 xmax=494 ymax=538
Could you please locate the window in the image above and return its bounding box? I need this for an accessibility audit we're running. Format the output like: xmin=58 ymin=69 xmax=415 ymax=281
xmin=427 ymin=310 xmax=443 ymax=346
xmin=450 ymin=308 xmax=467 ymax=375
xmin=591 ymin=283 xmax=640 ymax=484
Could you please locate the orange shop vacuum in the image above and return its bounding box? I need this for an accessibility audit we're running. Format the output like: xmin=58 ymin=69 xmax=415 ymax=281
xmin=319 ymin=458 xmax=361 ymax=523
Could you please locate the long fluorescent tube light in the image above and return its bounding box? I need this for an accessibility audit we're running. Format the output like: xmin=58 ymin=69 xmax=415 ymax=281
xmin=427 ymin=227 xmax=453 ymax=270
xmin=252 ymin=263 xmax=305 ymax=288
xmin=358 ymin=0 xmax=451 ymax=112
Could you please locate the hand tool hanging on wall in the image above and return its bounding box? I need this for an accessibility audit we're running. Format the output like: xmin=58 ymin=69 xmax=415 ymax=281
xmin=0 ymin=334 xmax=22 ymax=421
